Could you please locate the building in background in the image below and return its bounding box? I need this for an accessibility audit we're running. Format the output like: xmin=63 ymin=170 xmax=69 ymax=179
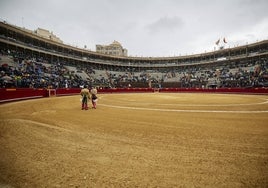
xmin=35 ymin=28 xmax=63 ymax=43
xmin=96 ymin=40 xmax=128 ymax=56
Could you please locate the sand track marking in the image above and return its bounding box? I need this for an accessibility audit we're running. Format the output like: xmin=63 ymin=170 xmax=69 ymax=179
xmin=99 ymin=104 xmax=268 ymax=113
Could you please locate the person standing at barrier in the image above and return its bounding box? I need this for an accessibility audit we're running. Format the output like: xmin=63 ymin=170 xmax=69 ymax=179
xmin=90 ymin=86 xmax=98 ymax=109
xmin=80 ymin=85 xmax=91 ymax=110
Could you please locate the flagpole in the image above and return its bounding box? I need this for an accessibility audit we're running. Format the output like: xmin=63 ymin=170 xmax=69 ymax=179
xmin=214 ymin=46 xmax=216 ymax=61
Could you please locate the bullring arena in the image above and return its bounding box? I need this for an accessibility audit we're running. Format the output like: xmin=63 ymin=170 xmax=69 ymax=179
xmin=1 ymin=19 xmax=268 ymax=188
xmin=0 ymin=92 xmax=268 ymax=187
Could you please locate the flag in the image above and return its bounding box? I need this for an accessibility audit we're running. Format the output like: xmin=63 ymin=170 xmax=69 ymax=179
xmin=215 ymin=39 xmax=220 ymax=45
xmin=223 ymin=37 xmax=227 ymax=43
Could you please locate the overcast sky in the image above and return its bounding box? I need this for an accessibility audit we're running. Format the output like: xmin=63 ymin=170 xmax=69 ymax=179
xmin=0 ymin=0 xmax=268 ymax=57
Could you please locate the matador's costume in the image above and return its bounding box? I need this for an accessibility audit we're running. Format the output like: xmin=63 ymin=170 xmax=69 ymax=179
xmin=90 ymin=87 xmax=98 ymax=109
xmin=80 ymin=86 xmax=91 ymax=110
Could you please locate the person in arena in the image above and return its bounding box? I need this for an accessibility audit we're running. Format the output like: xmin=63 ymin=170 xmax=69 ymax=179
xmin=80 ymin=85 xmax=91 ymax=110
xmin=90 ymin=86 xmax=98 ymax=109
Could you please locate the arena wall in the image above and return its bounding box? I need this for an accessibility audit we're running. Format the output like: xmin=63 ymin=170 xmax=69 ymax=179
xmin=0 ymin=88 xmax=47 ymax=103
xmin=0 ymin=87 xmax=267 ymax=103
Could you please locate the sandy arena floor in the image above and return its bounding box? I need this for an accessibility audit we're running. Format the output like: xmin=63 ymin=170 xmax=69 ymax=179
xmin=0 ymin=93 xmax=268 ymax=187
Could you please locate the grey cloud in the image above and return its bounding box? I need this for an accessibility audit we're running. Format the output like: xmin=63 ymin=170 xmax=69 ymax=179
xmin=146 ymin=16 xmax=184 ymax=34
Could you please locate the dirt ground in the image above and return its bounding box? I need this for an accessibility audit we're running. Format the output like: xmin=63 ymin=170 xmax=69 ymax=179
xmin=0 ymin=93 xmax=268 ymax=188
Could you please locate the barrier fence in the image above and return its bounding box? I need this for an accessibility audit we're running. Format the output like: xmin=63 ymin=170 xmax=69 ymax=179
xmin=0 ymin=87 xmax=267 ymax=103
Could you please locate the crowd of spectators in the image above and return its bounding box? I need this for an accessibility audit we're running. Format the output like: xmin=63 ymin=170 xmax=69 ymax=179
xmin=0 ymin=50 xmax=86 ymax=88
xmin=1 ymin=49 xmax=267 ymax=89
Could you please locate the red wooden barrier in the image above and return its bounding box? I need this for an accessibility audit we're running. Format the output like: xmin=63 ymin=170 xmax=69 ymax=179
xmin=0 ymin=87 xmax=267 ymax=103
xmin=0 ymin=88 xmax=47 ymax=103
